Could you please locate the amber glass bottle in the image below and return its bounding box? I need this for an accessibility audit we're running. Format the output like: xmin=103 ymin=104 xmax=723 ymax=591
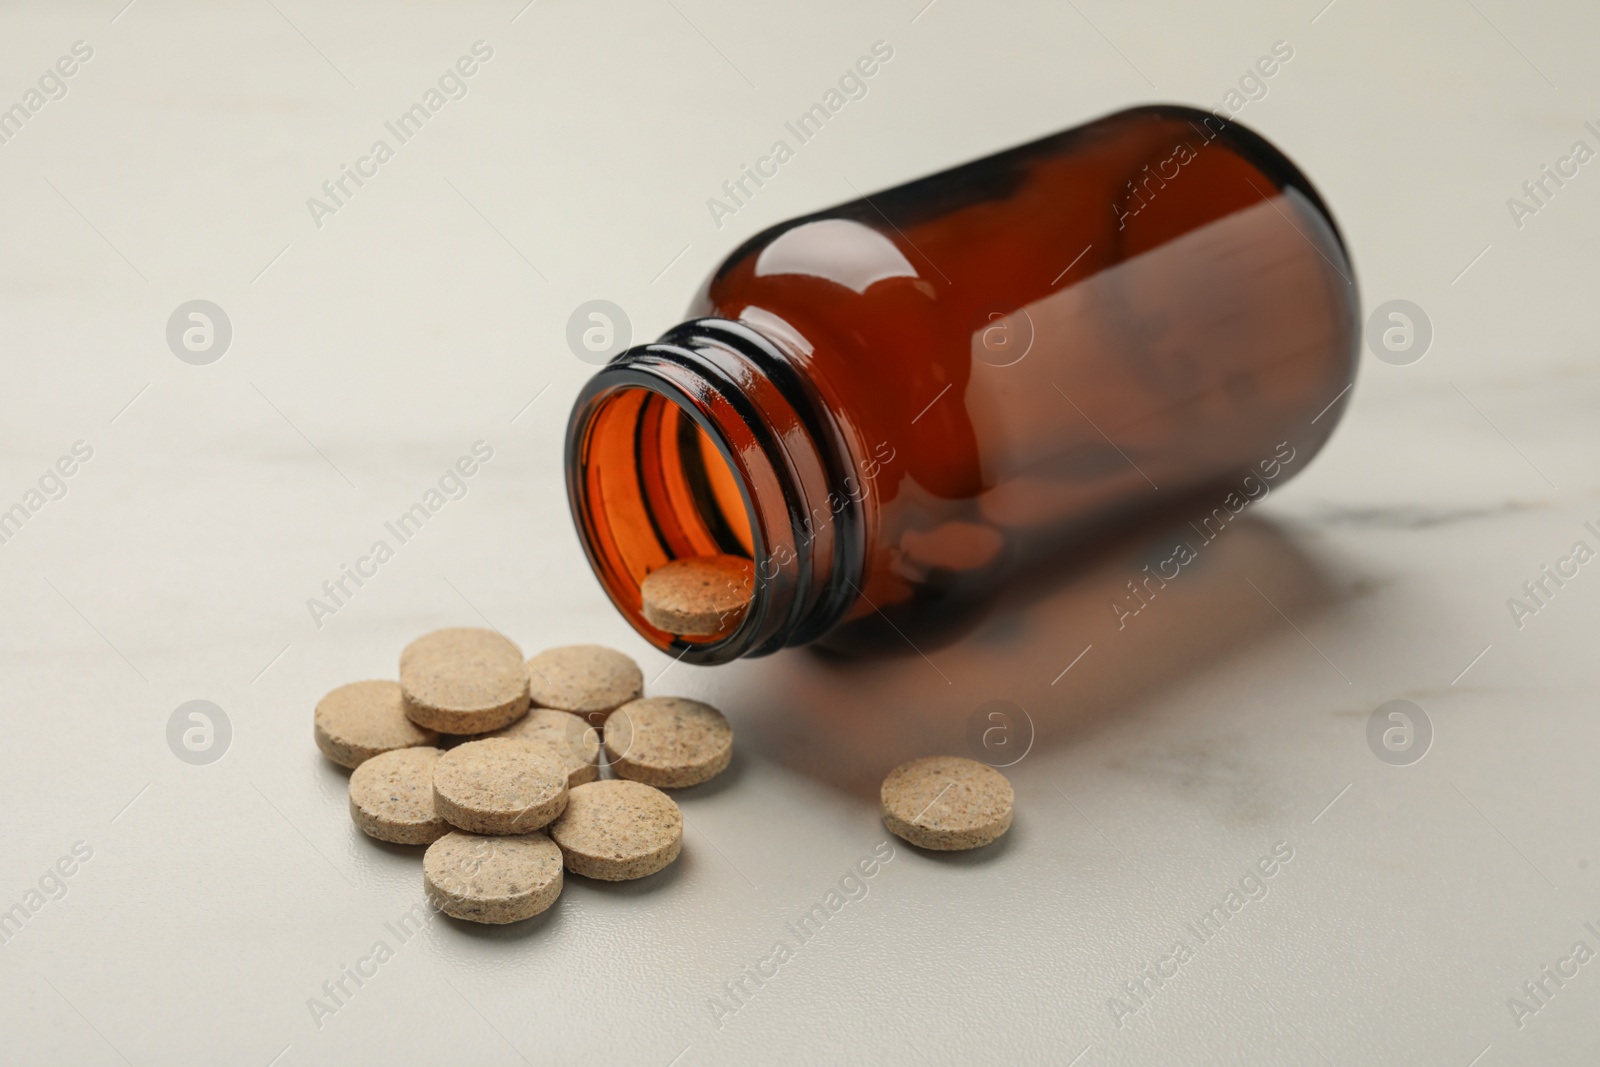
xmin=565 ymin=105 xmax=1358 ymax=664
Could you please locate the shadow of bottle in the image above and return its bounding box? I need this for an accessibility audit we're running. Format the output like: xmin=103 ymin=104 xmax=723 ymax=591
xmin=726 ymin=509 xmax=1344 ymax=800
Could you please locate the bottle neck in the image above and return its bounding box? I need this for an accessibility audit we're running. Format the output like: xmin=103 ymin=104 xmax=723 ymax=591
xmin=565 ymin=317 xmax=864 ymax=664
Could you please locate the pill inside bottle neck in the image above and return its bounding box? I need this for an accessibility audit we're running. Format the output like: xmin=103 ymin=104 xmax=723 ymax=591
xmin=566 ymin=319 xmax=862 ymax=665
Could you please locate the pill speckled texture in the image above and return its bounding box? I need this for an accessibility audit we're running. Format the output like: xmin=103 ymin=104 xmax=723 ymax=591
xmin=524 ymin=644 xmax=643 ymax=724
xmin=315 ymin=679 xmax=438 ymax=769
xmin=432 ymin=738 xmax=569 ymax=834
xmin=348 ymin=747 xmax=449 ymax=845
xmin=639 ymin=554 xmax=754 ymax=635
xmin=423 ymin=830 xmax=563 ymax=924
xmin=880 ymin=756 xmax=1013 ymax=851
xmin=399 ymin=627 xmax=530 ymax=734
xmin=488 ymin=707 xmax=601 ymax=787
xmin=549 ymin=780 xmax=683 ymax=880
xmin=605 ymin=696 xmax=733 ymax=788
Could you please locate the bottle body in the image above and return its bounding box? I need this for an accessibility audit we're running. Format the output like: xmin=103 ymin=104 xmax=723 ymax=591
xmin=566 ymin=105 xmax=1358 ymax=664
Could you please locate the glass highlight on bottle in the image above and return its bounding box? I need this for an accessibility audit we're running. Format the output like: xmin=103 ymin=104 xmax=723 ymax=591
xmin=566 ymin=105 xmax=1358 ymax=664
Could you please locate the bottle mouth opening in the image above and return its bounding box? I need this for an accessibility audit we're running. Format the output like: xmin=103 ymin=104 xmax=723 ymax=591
xmin=567 ymin=375 xmax=767 ymax=661
xmin=567 ymin=318 xmax=860 ymax=665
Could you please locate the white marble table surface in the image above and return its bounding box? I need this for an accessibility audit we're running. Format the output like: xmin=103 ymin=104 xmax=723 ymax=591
xmin=2 ymin=1 xmax=1598 ymax=1063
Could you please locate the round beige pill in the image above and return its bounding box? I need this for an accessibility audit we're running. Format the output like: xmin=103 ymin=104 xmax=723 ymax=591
xmin=487 ymin=707 xmax=601 ymax=787
xmin=548 ymin=780 xmax=682 ymax=881
xmin=315 ymin=680 xmax=438 ymax=769
xmin=400 ymin=627 xmax=530 ymax=734
xmin=348 ymin=747 xmax=449 ymax=845
xmin=880 ymin=756 xmax=1013 ymax=851
xmin=424 ymin=830 xmax=563 ymax=924
xmin=524 ymin=644 xmax=643 ymax=725
xmin=605 ymin=697 xmax=732 ymax=789
xmin=432 ymin=738 xmax=569 ymax=835
xmin=639 ymin=555 xmax=755 ymax=636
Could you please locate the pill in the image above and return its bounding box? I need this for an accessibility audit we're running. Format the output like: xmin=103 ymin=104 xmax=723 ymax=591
xmin=315 ymin=679 xmax=438 ymax=769
xmin=900 ymin=522 xmax=1005 ymax=572
xmin=639 ymin=554 xmax=754 ymax=636
xmin=524 ymin=644 xmax=643 ymax=725
xmin=977 ymin=477 xmax=1082 ymax=529
xmin=880 ymin=756 xmax=1013 ymax=851
xmin=604 ymin=697 xmax=732 ymax=788
xmin=400 ymin=627 xmax=530 ymax=734
xmin=432 ymin=738 xmax=569 ymax=834
xmin=423 ymin=830 xmax=563 ymax=924
xmin=548 ymin=780 xmax=682 ymax=881
xmin=348 ymin=747 xmax=450 ymax=845
xmin=487 ymin=707 xmax=601 ymax=787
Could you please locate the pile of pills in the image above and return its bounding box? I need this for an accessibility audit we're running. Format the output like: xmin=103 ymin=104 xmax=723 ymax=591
xmin=316 ymin=581 xmax=1018 ymax=925
xmin=315 ymin=629 xmax=732 ymax=924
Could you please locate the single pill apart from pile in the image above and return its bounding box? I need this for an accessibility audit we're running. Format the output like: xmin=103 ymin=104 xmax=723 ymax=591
xmin=880 ymin=756 xmax=1013 ymax=851
xmin=399 ymin=627 xmax=530 ymax=734
xmin=639 ymin=555 xmax=755 ymax=636
xmin=348 ymin=747 xmax=449 ymax=845
xmin=605 ymin=697 xmax=733 ymax=789
xmin=548 ymin=780 xmax=683 ymax=881
xmin=432 ymin=738 xmax=569 ymax=834
xmin=315 ymin=679 xmax=439 ymax=769
xmin=423 ymin=830 xmax=563 ymax=924
xmin=524 ymin=644 xmax=642 ymax=725
xmin=487 ymin=707 xmax=601 ymax=787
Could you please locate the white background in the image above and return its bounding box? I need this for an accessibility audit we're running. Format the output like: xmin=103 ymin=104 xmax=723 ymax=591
xmin=2 ymin=0 xmax=1598 ymax=1064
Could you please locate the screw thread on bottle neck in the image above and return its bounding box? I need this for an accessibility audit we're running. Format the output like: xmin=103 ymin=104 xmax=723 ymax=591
xmin=566 ymin=317 xmax=863 ymax=663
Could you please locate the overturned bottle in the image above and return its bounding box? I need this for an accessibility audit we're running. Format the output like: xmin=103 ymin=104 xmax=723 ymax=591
xmin=565 ymin=105 xmax=1358 ymax=664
